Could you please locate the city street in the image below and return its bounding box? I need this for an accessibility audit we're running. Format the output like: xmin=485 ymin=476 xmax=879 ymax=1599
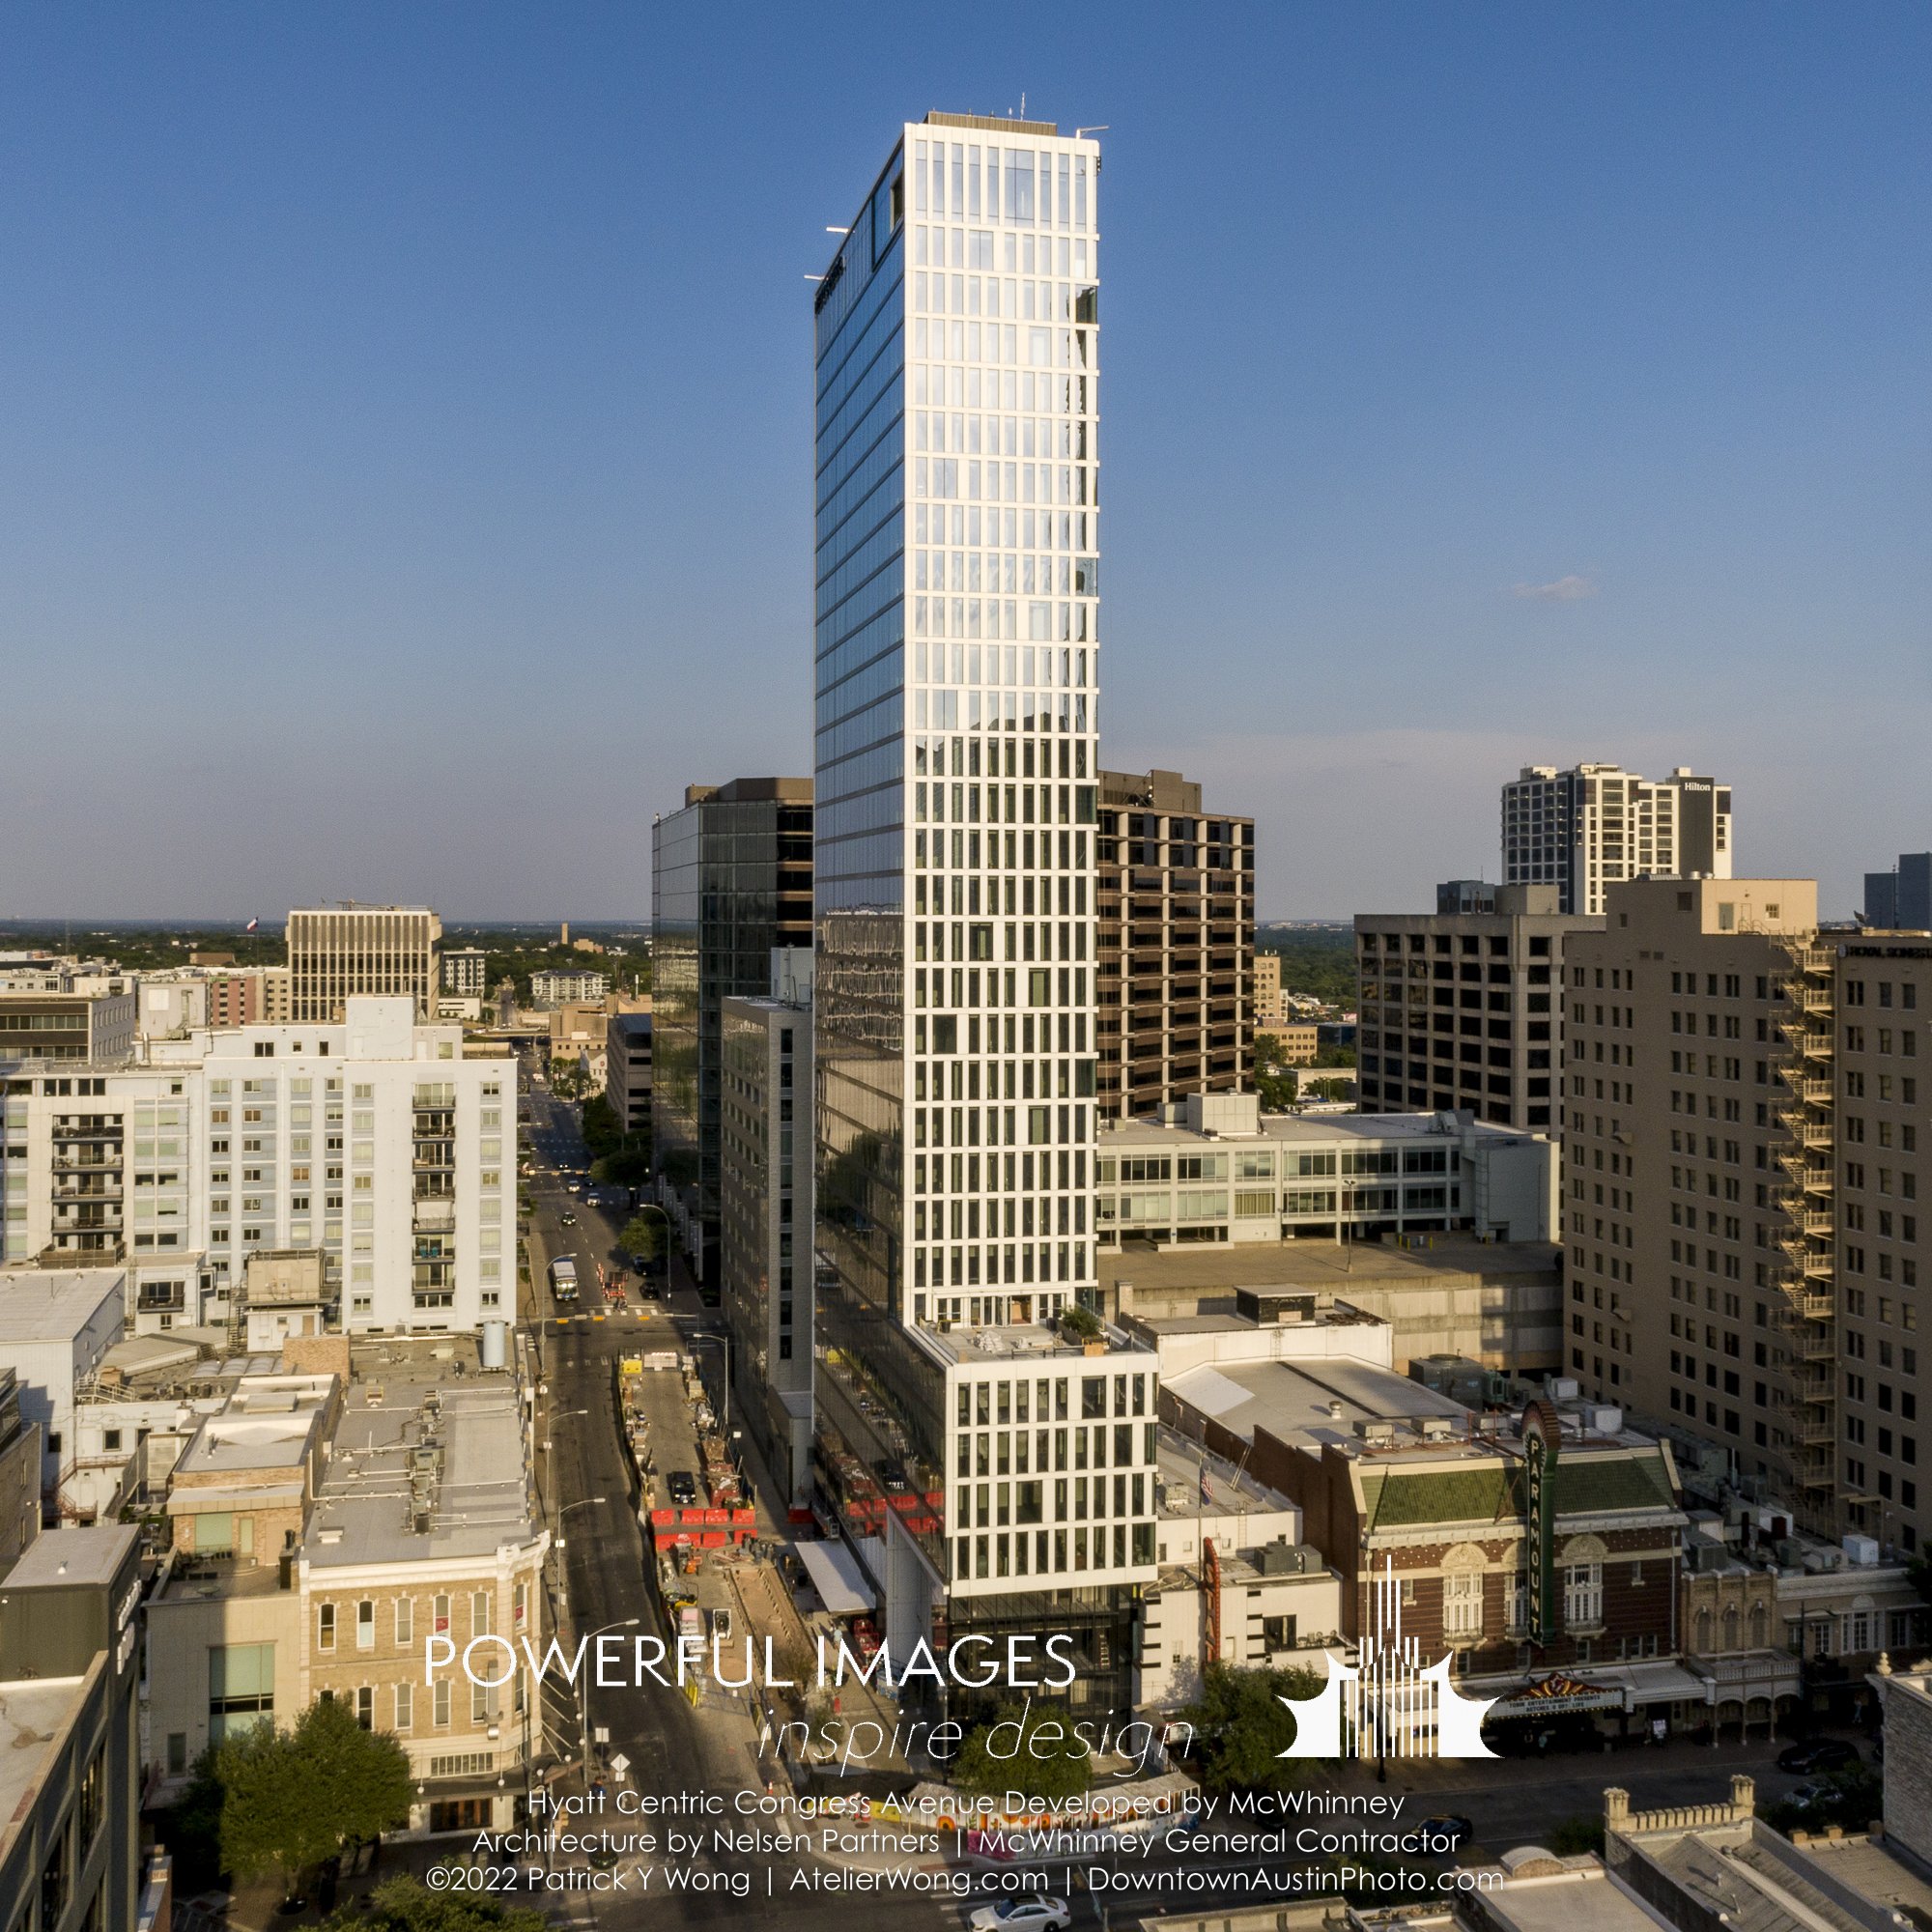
xmin=518 ymin=1061 xmax=954 ymax=1931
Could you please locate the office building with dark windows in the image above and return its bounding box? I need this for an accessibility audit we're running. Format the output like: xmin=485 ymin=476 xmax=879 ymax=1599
xmin=810 ymin=115 xmax=1157 ymax=1719
xmin=1354 ymin=884 xmax=1603 ymax=1130
xmin=651 ymin=779 xmax=813 ymax=1290
xmin=1095 ymin=768 xmax=1255 ymax=1119
xmin=1862 ymin=852 xmax=1932 ymax=932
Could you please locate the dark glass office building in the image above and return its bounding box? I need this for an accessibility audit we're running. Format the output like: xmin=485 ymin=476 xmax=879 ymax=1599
xmin=651 ymin=779 xmax=813 ymax=1288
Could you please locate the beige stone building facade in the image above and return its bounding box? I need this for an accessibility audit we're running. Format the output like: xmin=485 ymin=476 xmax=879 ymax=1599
xmin=146 ymin=1342 xmax=548 ymax=1835
xmin=1831 ymin=932 xmax=1929 ymax=1551
xmin=1565 ymin=880 xmax=1837 ymax=1531
xmin=287 ymin=907 xmax=441 ymax=1023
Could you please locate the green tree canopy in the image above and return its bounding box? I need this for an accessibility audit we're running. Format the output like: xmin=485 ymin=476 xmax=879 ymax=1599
xmin=953 ymin=1701 xmax=1093 ymax=1802
xmin=620 ymin=1213 xmax=666 ymax=1261
xmin=591 ymin=1149 xmax=652 ymax=1187
xmin=325 ymin=1877 xmax=548 ymax=1932
xmin=1179 ymin=1663 xmax=1326 ymax=1795
xmin=215 ymin=1697 xmax=412 ymax=1891
xmin=1257 ymin=931 xmax=1356 ymax=1004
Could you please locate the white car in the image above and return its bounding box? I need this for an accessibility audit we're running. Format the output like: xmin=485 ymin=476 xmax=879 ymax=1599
xmin=968 ymin=1900 xmax=1070 ymax=1932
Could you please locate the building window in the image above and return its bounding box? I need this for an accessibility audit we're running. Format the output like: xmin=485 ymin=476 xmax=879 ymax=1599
xmin=355 ymin=1600 xmax=375 ymax=1651
xmin=209 ymin=1643 xmax=276 ymax=1741
xmin=355 ymin=1686 xmax=375 ymax=1730
xmin=1444 ymin=1571 xmax=1483 ymax=1639
xmin=317 ymin=1603 xmax=336 ymax=1652
xmin=1564 ymin=1562 xmax=1604 ymax=1628
xmin=395 ymin=1597 xmax=413 ymax=1647
xmin=433 ymin=1678 xmax=451 ymax=1727
xmin=394 ymin=1683 xmax=413 ymax=1730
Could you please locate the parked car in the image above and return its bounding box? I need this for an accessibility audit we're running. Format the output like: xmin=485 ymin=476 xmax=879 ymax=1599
xmin=667 ymin=1471 xmax=698 ymax=1505
xmin=968 ymin=1900 xmax=1070 ymax=1932
xmin=1777 ymin=1738 xmax=1861 ymax=1775
xmin=1418 ymin=1814 xmax=1473 ymax=1851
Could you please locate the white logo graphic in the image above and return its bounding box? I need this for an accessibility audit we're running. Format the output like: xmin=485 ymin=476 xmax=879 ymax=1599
xmin=1277 ymin=1557 xmax=1499 ymax=1760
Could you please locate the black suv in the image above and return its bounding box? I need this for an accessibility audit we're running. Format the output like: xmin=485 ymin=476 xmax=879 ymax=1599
xmin=1777 ymin=1738 xmax=1861 ymax=1775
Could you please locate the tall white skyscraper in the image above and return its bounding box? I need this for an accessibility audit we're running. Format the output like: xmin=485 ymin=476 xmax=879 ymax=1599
xmin=812 ymin=116 xmax=1153 ymax=1710
xmin=1502 ymin=762 xmax=1732 ymax=916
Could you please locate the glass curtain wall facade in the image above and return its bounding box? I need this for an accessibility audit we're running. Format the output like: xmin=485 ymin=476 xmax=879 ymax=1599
xmin=650 ymin=781 xmax=813 ymax=1289
xmin=816 ymin=118 xmax=1143 ymax=1709
xmin=815 ymin=114 xmax=1103 ymax=1334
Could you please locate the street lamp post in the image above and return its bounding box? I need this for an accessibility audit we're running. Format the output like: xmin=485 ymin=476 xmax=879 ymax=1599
xmin=626 ymin=1201 xmax=671 ymax=1277
xmin=578 ymin=1615 xmax=643 ymax=1791
xmin=692 ymin=1330 xmax=732 ymax=1436
xmin=553 ymin=1494 xmax=606 ymax=1558
xmin=539 ymin=1409 xmax=591 ymax=1601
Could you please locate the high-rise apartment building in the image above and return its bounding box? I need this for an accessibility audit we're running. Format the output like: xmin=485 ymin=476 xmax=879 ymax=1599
xmin=1095 ymin=768 xmax=1254 ymax=1119
xmin=651 ymin=779 xmax=812 ymax=1288
xmin=1862 ymin=854 xmax=1932 ymax=932
xmin=1354 ymin=884 xmax=1603 ymax=1130
xmin=442 ymin=948 xmax=489 ymax=999
xmin=1503 ymin=764 xmax=1732 ymax=916
xmin=1566 ymin=880 xmax=1836 ymax=1531
xmin=1833 ymin=933 xmax=1929 ymax=1551
xmin=0 ymin=1000 xmax=513 ymax=1333
xmin=812 ymin=117 xmax=1156 ymax=1709
xmin=287 ymin=907 xmax=441 ymax=1023
xmin=720 ymin=949 xmax=814 ymax=1510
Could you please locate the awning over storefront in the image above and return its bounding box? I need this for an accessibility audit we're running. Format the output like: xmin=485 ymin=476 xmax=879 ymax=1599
xmin=1484 ymin=1660 xmax=1719 ymax=1719
xmin=794 ymin=1538 xmax=875 ymax=1615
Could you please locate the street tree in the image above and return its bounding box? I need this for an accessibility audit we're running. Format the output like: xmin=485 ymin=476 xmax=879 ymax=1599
xmin=324 ymin=1877 xmax=547 ymax=1932
xmin=217 ymin=1697 xmax=412 ymax=1894
xmin=1254 ymin=1034 xmax=1297 ymax=1113
xmin=1179 ymin=1662 xmax=1326 ymax=1794
xmin=620 ymin=1213 xmax=666 ymax=1262
xmin=953 ymin=1702 xmax=1092 ymax=1801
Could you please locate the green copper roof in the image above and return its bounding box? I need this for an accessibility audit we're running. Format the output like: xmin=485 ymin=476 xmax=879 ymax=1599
xmin=1360 ymin=1450 xmax=1677 ymax=1532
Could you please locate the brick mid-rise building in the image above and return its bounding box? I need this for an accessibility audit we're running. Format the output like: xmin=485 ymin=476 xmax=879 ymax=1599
xmin=1096 ymin=768 xmax=1255 ymax=1119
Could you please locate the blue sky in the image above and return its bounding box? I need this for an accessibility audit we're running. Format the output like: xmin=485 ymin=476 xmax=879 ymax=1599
xmin=2 ymin=3 xmax=1925 ymax=920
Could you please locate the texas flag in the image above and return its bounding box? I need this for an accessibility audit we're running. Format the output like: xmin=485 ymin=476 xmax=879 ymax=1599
xmin=244 ymin=918 xmax=259 ymax=932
